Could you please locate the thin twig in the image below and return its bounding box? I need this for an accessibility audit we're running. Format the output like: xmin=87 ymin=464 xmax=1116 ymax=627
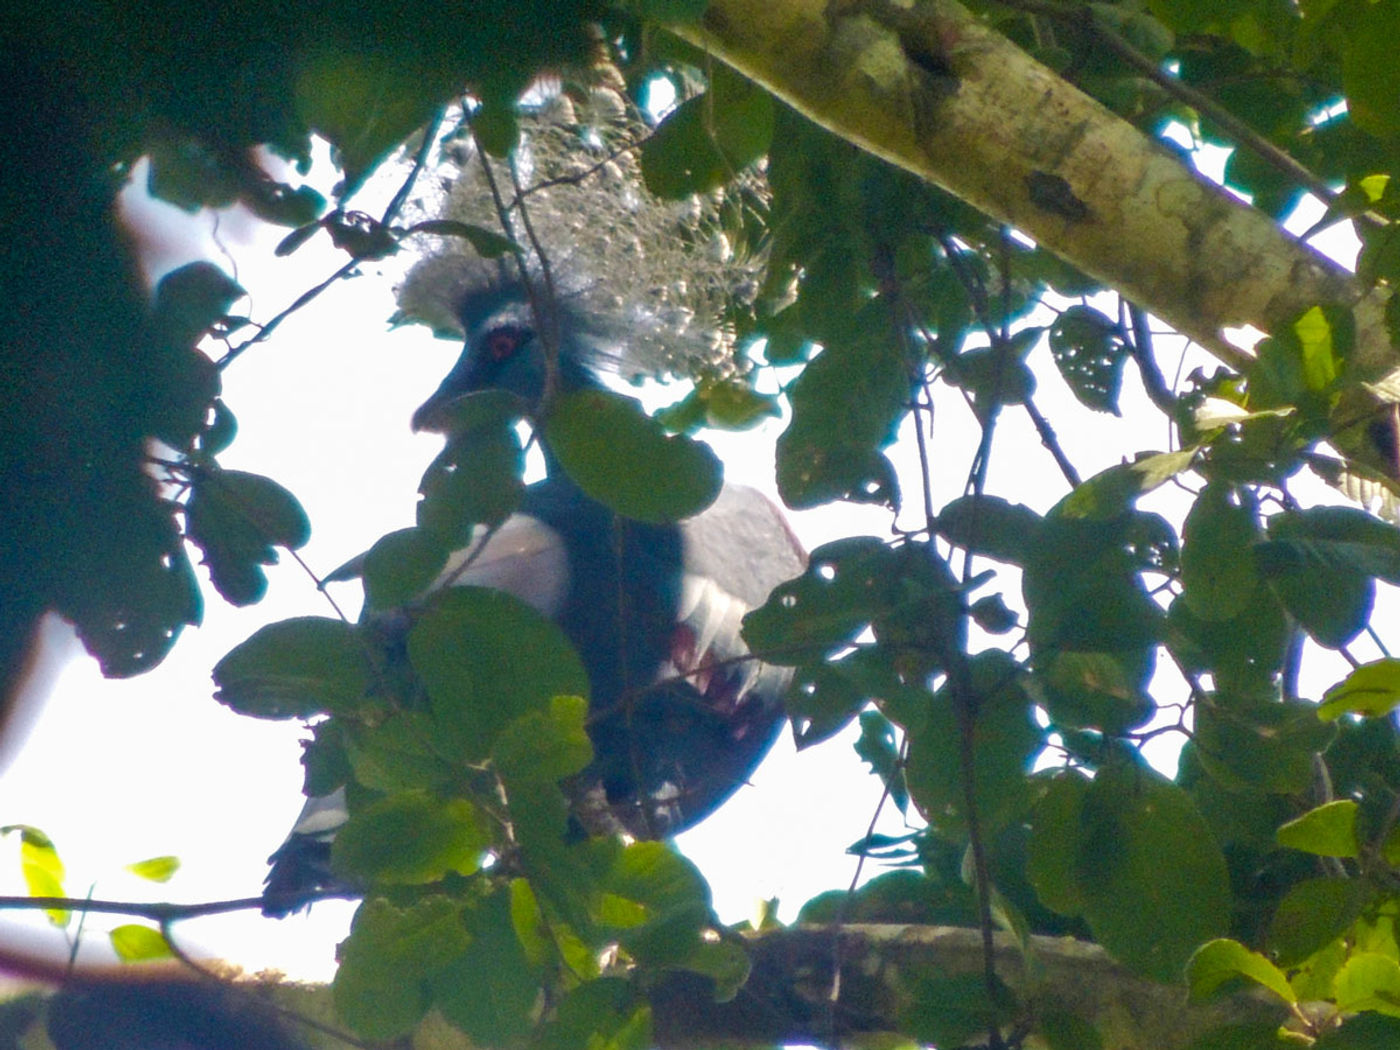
xmin=1022 ymin=397 xmax=1081 ymax=486
xmin=1125 ymin=303 xmax=1177 ymax=415
xmin=0 ymin=891 xmax=356 ymax=921
xmin=218 ymin=107 xmax=447 ymax=371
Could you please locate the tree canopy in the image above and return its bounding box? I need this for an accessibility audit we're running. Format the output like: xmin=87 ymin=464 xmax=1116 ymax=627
xmin=7 ymin=0 xmax=1400 ymax=1048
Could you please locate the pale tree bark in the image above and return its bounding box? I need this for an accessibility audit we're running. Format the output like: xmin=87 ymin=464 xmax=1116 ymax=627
xmin=673 ymin=0 xmax=1394 ymax=377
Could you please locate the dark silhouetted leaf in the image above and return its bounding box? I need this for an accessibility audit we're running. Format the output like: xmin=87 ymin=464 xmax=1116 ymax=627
xmin=1268 ymin=877 xmax=1363 ymax=967
xmin=362 ymin=527 xmax=450 ymax=611
xmin=905 ymin=651 xmax=1042 ymax=835
xmin=743 ymin=537 xmax=897 ymax=659
xmin=213 ymin=617 xmax=369 ymax=719
xmin=642 ymin=66 xmax=773 ymax=199
xmin=1040 ymin=648 xmax=1156 ymax=734
xmin=547 ymin=389 xmax=722 ymax=523
xmin=937 ymin=495 xmax=1043 ymax=564
xmin=1181 ymin=485 xmax=1262 ymax=621
xmin=776 ymin=300 xmax=909 ymax=509
xmin=186 ymin=469 xmax=311 ymax=606
xmin=1048 ymin=305 xmax=1126 ymax=414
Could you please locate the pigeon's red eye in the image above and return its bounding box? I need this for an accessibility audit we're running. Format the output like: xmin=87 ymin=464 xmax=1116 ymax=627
xmin=485 ymin=326 xmax=527 ymax=361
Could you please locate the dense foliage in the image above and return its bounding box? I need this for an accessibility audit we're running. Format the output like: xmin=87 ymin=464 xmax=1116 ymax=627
xmin=9 ymin=0 xmax=1400 ymax=1047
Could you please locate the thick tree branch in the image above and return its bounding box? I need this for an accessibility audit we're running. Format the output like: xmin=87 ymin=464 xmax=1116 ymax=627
xmin=651 ymin=924 xmax=1286 ymax=1049
xmin=4 ymin=924 xmax=1289 ymax=1050
xmin=671 ymin=0 xmax=1392 ymax=375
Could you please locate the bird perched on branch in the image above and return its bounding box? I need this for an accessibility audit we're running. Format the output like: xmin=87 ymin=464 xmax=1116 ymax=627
xmin=263 ymin=281 xmax=804 ymax=914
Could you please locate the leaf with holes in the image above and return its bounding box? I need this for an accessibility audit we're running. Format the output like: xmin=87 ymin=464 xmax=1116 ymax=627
xmin=1048 ymin=305 xmax=1126 ymax=414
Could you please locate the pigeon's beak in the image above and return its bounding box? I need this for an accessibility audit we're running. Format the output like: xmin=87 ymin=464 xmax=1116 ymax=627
xmin=411 ymin=345 xmax=478 ymax=433
xmin=410 ymin=390 xmax=448 ymax=433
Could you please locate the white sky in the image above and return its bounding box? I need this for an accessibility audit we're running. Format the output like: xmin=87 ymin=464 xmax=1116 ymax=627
xmin=1 ymin=132 xmax=1389 ymax=983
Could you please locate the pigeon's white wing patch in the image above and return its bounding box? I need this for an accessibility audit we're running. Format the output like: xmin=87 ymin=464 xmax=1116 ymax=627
xmin=434 ymin=514 xmax=571 ymax=617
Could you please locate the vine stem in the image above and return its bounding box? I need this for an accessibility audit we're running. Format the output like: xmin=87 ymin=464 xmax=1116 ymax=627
xmin=0 ymin=891 xmax=356 ymax=921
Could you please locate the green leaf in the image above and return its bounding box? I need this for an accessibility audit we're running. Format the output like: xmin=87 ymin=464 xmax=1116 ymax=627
xmin=678 ymin=938 xmax=752 ymax=1002
xmin=636 ymin=0 xmax=709 ymax=21
xmin=471 ymin=101 xmax=520 ymax=158
xmin=970 ymin=594 xmax=1019 ymax=633
xmin=1180 ymin=485 xmax=1262 ymax=621
xmin=416 ymin=391 xmax=526 ymax=542
xmin=946 ymin=339 xmax=1039 ymax=412
xmin=1026 ymin=771 xmax=1091 ymax=917
xmin=1023 ymin=515 xmax=1165 ymax=651
xmin=342 ymin=710 xmax=459 ymax=794
xmin=641 ymin=66 xmax=773 ymax=199
xmin=1191 ymin=699 xmax=1329 ymax=796
xmin=1319 ymin=658 xmax=1400 ymax=719
xmin=1076 ymin=764 xmax=1231 ymax=980
xmin=742 ymin=537 xmax=898 ymax=659
xmin=407 ymin=588 xmax=589 ymax=762
xmin=1185 ymin=1022 xmax=1301 ymax=1049
xmin=659 ymin=379 xmax=782 ymax=432
xmin=2 ymin=825 xmax=67 ymax=925
xmin=331 ymin=790 xmax=489 ymax=886
xmin=492 ymin=694 xmax=594 ymax=784
xmin=1268 ymin=877 xmax=1363 ymax=967
xmin=109 ymin=925 xmax=174 ymax=962
xmin=1055 ymin=450 xmax=1197 ymax=520
xmin=546 ymin=389 xmax=722 ymax=523
xmin=1047 ymin=304 xmax=1126 ymax=414
xmin=431 ymin=889 xmax=541 ymax=1045
xmin=1315 ymin=1013 xmax=1400 ymax=1047
xmin=362 ymin=527 xmax=450 ymax=611
xmin=125 ymin=856 xmax=179 ymax=883
xmin=1292 ymin=305 xmax=1351 ymax=392
xmin=1276 ymin=800 xmax=1358 ymax=858
xmin=1255 ymin=505 xmax=1400 ymax=648
xmin=213 ymin=617 xmax=370 ymax=719
xmin=296 ymin=53 xmax=454 ymax=197
xmin=1334 ymin=952 xmax=1400 ymax=1017
xmin=905 ymin=652 xmax=1042 ymax=836
xmin=596 ymin=841 xmax=712 ymax=965
xmin=185 ymin=469 xmax=311 ymax=606
xmin=853 ymin=709 xmax=910 ymax=813
xmin=1186 ymin=939 xmax=1295 ymax=1003
xmin=1040 ymin=648 xmax=1157 ymax=734
xmin=900 ymin=973 xmax=1014 ymax=1048
xmin=1166 ymin=585 xmax=1288 ymax=691
xmin=776 ymin=300 xmax=909 ymax=509
xmin=786 ymin=661 xmax=869 ymax=749
xmin=1340 ymin=2 xmax=1400 ymax=138
xmin=334 ymin=896 xmax=471 ymax=1040
xmin=936 ymin=494 xmax=1044 ymax=565
xmin=1037 ymin=1011 xmax=1104 ymax=1050
xmin=538 ymin=979 xmax=652 ymax=1050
